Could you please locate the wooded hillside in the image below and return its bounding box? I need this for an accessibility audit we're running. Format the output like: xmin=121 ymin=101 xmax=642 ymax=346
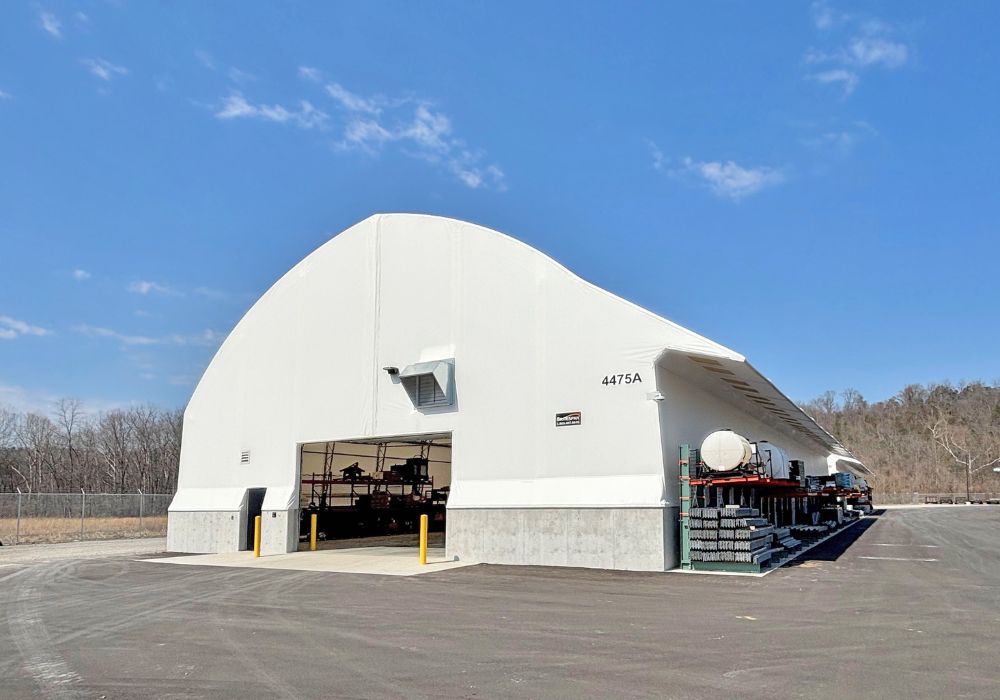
xmin=1 ymin=381 xmax=997 ymax=497
xmin=801 ymin=381 xmax=1000 ymax=497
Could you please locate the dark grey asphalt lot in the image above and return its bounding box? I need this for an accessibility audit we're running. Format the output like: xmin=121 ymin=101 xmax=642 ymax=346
xmin=1 ymin=507 xmax=998 ymax=699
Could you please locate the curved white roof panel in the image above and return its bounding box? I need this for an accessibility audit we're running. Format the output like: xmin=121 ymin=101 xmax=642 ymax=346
xmin=174 ymin=213 xmax=864 ymax=516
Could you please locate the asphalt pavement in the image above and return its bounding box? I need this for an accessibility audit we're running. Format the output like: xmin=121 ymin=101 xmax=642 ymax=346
xmin=1 ymin=507 xmax=998 ymax=699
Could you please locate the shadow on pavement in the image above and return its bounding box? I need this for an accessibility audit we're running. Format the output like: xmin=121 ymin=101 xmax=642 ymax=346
xmin=783 ymin=511 xmax=883 ymax=565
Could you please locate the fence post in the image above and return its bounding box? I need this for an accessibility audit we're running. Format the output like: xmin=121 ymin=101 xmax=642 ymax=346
xmin=138 ymin=489 xmax=144 ymax=536
xmin=80 ymin=488 xmax=86 ymax=541
xmin=15 ymin=487 xmax=21 ymax=545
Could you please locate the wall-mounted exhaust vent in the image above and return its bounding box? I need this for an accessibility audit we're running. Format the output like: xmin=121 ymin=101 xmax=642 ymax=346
xmin=399 ymin=359 xmax=455 ymax=409
xmin=240 ymin=450 xmax=251 ymax=465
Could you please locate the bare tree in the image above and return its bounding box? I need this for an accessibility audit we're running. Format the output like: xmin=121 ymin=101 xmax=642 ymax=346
xmin=927 ymin=384 xmax=1000 ymax=501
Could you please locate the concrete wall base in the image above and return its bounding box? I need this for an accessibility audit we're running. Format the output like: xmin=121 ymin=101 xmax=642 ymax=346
xmin=260 ymin=509 xmax=300 ymax=555
xmin=167 ymin=511 xmax=243 ymax=553
xmin=447 ymin=507 xmax=678 ymax=572
xmin=167 ymin=508 xmax=299 ymax=554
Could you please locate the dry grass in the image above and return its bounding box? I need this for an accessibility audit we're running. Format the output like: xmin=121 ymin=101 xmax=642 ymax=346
xmin=0 ymin=516 xmax=167 ymax=545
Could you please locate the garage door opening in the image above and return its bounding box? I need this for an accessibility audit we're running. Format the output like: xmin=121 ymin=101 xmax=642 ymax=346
xmin=298 ymin=433 xmax=451 ymax=550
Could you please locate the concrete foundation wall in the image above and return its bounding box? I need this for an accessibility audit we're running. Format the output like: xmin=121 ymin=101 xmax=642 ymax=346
xmin=447 ymin=507 xmax=678 ymax=571
xmin=260 ymin=509 xmax=300 ymax=555
xmin=167 ymin=511 xmax=243 ymax=553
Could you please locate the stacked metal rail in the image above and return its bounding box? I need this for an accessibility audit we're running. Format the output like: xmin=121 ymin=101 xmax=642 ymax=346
xmin=688 ymin=507 xmax=779 ymax=565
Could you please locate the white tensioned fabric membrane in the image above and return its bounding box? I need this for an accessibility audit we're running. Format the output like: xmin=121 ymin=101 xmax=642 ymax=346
xmin=171 ymin=214 xmax=866 ymax=514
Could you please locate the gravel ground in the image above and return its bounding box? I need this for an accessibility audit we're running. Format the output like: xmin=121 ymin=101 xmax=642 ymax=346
xmin=1 ymin=509 xmax=998 ymax=699
xmin=0 ymin=537 xmax=166 ymax=566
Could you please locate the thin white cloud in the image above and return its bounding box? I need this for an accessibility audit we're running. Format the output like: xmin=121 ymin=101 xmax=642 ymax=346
xmin=805 ymin=7 xmax=910 ymax=96
xmin=74 ymin=325 xmax=223 ymax=347
xmin=646 ymin=140 xmax=666 ymax=171
xmin=216 ymin=70 xmax=504 ymax=189
xmin=325 ymin=82 xmax=382 ymax=115
xmin=337 ymin=99 xmax=505 ymax=190
xmin=127 ymin=280 xmax=177 ymax=296
xmin=215 ymin=92 xmax=329 ymax=130
xmin=0 ymin=89 xmax=11 ymax=100
xmin=845 ymin=36 xmax=908 ymax=69
xmin=0 ymin=315 xmax=52 ymax=340
xmin=194 ymin=50 xmax=218 ymax=71
xmin=802 ymin=121 xmax=878 ymax=155
xmin=39 ymin=11 xmax=62 ymax=38
xmin=677 ymin=157 xmax=785 ymax=201
xmin=298 ymin=66 xmax=322 ymax=82
xmin=196 ymin=50 xmax=255 ymax=84
xmin=71 ymin=269 xmax=92 ymax=281
xmin=193 ymin=286 xmax=229 ymax=301
xmin=811 ymin=1 xmax=850 ymax=31
xmin=228 ymin=67 xmax=255 ymax=84
xmin=81 ymin=58 xmax=129 ymax=82
xmin=810 ymin=68 xmax=859 ymax=96
xmin=75 ymin=324 xmax=158 ymax=346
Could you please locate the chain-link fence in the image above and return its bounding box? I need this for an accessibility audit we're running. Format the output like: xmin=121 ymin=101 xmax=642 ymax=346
xmin=0 ymin=491 xmax=173 ymax=546
xmin=876 ymin=492 xmax=1000 ymax=505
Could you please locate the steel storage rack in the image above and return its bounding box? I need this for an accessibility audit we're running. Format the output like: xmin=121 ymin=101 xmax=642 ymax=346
xmin=679 ymin=444 xmax=870 ymax=574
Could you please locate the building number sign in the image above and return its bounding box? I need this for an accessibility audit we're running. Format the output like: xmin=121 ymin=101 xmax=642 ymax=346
xmin=602 ymin=373 xmax=642 ymax=386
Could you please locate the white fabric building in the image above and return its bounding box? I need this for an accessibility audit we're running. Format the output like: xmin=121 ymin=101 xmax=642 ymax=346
xmin=167 ymin=214 xmax=864 ymax=571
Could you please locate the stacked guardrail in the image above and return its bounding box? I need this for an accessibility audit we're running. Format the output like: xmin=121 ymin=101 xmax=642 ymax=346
xmin=688 ymin=506 xmax=783 ymax=565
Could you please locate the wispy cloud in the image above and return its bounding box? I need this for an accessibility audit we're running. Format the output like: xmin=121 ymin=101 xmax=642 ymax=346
xmin=802 ymin=121 xmax=878 ymax=155
xmin=0 ymin=380 xmax=140 ymax=416
xmin=0 ymin=315 xmax=53 ymax=340
xmin=805 ymin=5 xmax=911 ymax=96
xmin=195 ymin=50 xmax=255 ymax=84
xmin=74 ymin=325 xmax=223 ymax=348
xmin=297 ymin=66 xmax=322 ymax=82
xmin=296 ymin=67 xmax=505 ymax=190
xmin=39 ymin=10 xmax=61 ymax=39
xmin=323 ymin=82 xmax=383 ymax=115
xmin=676 ymin=157 xmax=785 ymax=201
xmin=811 ymin=1 xmax=849 ymax=31
xmin=0 ymin=89 xmax=11 ymax=100
xmin=75 ymin=324 xmax=158 ymax=346
xmin=842 ymin=36 xmax=909 ymax=69
xmin=228 ymin=67 xmax=255 ymax=84
xmin=646 ymin=140 xmax=665 ymax=171
xmin=194 ymin=50 xmax=218 ymax=71
xmin=127 ymin=280 xmax=178 ymax=296
xmin=215 ymin=92 xmax=329 ymax=129
xmin=71 ymin=269 xmax=92 ymax=281
xmin=81 ymin=58 xmax=129 ymax=82
xmin=193 ymin=286 xmax=229 ymax=301
xmin=810 ymin=68 xmax=859 ymax=96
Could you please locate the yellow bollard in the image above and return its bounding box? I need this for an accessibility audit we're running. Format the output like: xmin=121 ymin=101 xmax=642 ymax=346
xmin=253 ymin=515 xmax=262 ymax=558
xmin=419 ymin=514 xmax=428 ymax=565
xmin=310 ymin=513 xmax=318 ymax=551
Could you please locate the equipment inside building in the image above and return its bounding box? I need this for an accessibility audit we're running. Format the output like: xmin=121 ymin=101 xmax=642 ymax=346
xmin=298 ymin=436 xmax=450 ymax=543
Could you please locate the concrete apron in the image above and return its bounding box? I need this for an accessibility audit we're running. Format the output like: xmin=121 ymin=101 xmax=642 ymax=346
xmin=141 ymin=546 xmax=475 ymax=577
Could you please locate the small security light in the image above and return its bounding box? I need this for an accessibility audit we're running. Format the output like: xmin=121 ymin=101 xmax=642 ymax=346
xmin=383 ymin=366 xmax=399 ymax=376
xmin=646 ymin=391 xmax=666 ymax=402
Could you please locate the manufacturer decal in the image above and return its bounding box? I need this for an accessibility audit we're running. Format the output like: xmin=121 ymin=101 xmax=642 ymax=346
xmin=555 ymin=411 xmax=582 ymax=427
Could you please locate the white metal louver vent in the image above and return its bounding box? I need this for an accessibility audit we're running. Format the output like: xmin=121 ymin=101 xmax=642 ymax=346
xmin=240 ymin=450 xmax=251 ymax=465
xmin=399 ymin=359 xmax=454 ymax=409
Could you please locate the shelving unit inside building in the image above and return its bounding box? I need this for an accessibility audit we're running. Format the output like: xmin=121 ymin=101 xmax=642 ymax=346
xmin=679 ymin=430 xmax=872 ymax=574
xmin=298 ymin=434 xmax=451 ymax=544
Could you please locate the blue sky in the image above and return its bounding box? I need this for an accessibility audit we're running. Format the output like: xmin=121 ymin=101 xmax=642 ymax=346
xmin=1 ymin=1 xmax=998 ymax=414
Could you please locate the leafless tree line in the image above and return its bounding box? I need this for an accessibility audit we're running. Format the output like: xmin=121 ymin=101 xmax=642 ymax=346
xmin=0 ymin=399 xmax=182 ymax=494
xmin=1 ymin=380 xmax=996 ymax=497
xmin=801 ymin=381 xmax=1000 ymax=499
